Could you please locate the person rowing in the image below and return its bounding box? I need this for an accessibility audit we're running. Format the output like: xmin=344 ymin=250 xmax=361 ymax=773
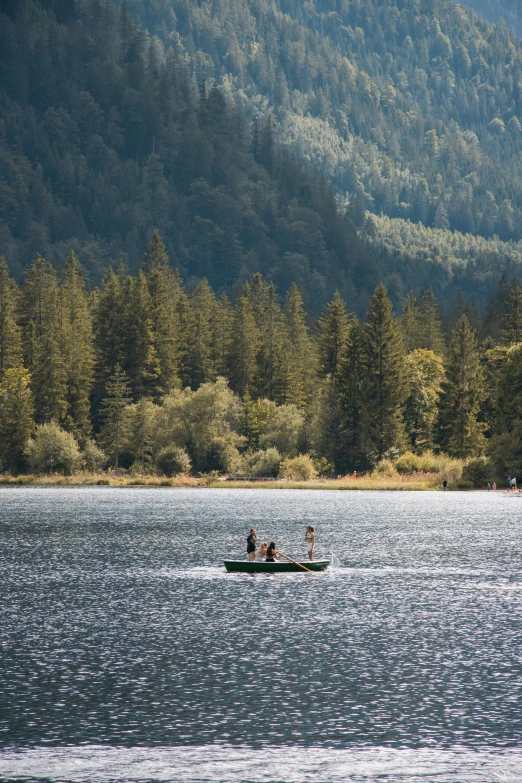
xmin=265 ymin=541 xmax=281 ymax=562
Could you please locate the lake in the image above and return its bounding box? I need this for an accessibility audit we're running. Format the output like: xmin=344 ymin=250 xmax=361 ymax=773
xmin=1 ymin=487 xmax=521 ymax=782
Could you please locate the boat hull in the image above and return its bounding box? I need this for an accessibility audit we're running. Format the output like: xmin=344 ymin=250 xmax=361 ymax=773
xmin=224 ymin=559 xmax=330 ymax=573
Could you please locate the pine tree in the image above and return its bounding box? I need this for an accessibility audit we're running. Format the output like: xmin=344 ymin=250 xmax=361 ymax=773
xmin=182 ymin=279 xmax=216 ymax=389
xmin=210 ymin=293 xmax=233 ymax=378
xmin=227 ymin=295 xmax=258 ymax=398
xmin=99 ymin=364 xmax=131 ymax=471
xmin=0 ymin=368 xmax=35 ymax=473
xmin=280 ymin=283 xmax=316 ymax=408
xmin=362 ymin=283 xmax=407 ymax=460
xmin=437 ymin=316 xmax=486 ymax=458
xmin=504 ymin=281 xmax=522 ymax=344
xmin=125 ymin=397 xmax=157 ymax=473
xmin=93 ymin=266 xmax=126 ymax=391
xmin=60 ymin=251 xmax=94 ymax=443
xmin=482 ymin=273 xmax=511 ymax=343
xmin=401 ymin=291 xmax=421 ymax=353
xmin=143 ymin=231 xmax=182 ymax=392
xmin=123 ymin=270 xmax=160 ymax=398
xmin=318 ymin=291 xmax=350 ymax=377
xmin=253 ymin=282 xmax=285 ymax=402
xmin=22 ymin=256 xmax=67 ymax=424
xmin=418 ymin=289 xmax=445 ymax=355
xmin=337 ymin=320 xmax=368 ymax=471
xmin=0 ymin=258 xmax=22 ymax=377
xmin=403 ymin=349 xmax=445 ymax=451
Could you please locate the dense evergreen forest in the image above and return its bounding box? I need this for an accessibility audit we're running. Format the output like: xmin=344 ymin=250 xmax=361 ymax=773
xmin=3 ymin=0 xmax=522 ymax=313
xmin=1 ymin=234 xmax=522 ymax=483
xmin=462 ymin=0 xmax=522 ymax=37
xmin=0 ymin=0 xmax=372 ymax=313
xmin=116 ymin=0 xmax=522 ymax=305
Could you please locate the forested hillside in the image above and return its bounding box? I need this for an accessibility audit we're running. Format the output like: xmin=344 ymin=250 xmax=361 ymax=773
xmin=461 ymin=0 xmax=522 ymax=37
xmin=0 ymin=0 xmax=373 ymax=312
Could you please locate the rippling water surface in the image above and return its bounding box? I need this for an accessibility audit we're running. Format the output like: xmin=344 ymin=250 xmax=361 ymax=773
xmin=1 ymin=487 xmax=521 ymax=782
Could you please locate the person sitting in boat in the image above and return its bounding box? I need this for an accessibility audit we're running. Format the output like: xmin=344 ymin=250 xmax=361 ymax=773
xmin=246 ymin=528 xmax=257 ymax=562
xmin=265 ymin=541 xmax=280 ymax=562
xmin=256 ymin=541 xmax=268 ymax=561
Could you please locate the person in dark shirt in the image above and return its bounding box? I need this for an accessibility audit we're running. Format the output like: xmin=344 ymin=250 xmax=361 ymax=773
xmin=265 ymin=541 xmax=280 ymax=562
xmin=246 ymin=528 xmax=257 ymax=561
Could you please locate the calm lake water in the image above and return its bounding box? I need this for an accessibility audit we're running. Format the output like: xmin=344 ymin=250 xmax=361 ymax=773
xmin=1 ymin=487 xmax=522 ymax=782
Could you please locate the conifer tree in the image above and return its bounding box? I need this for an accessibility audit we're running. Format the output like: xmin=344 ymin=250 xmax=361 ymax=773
xmin=418 ymin=289 xmax=445 ymax=355
xmin=482 ymin=273 xmax=511 ymax=343
xmin=0 ymin=258 xmax=22 ymax=377
xmin=93 ymin=266 xmax=127 ymax=391
xmin=123 ymin=270 xmax=160 ymax=398
xmin=99 ymin=364 xmax=131 ymax=471
xmin=227 ymin=295 xmax=258 ymax=398
xmin=22 ymin=256 xmax=67 ymax=424
xmin=337 ymin=320 xmax=368 ymax=471
xmin=362 ymin=283 xmax=407 ymax=460
xmin=0 ymin=368 xmax=35 ymax=473
xmin=280 ymin=283 xmax=316 ymax=408
xmin=318 ymin=291 xmax=350 ymax=377
xmin=143 ymin=231 xmax=182 ymax=392
xmin=401 ymin=291 xmax=421 ymax=353
xmin=253 ymin=282 xmax=285 ymax=402
xmin=210 ymin=294 xmax=233 ymax=378
xmin=182 ymin=279 xmax=216 ymax=389
xmin=437 ymin=316 xmax=486 ymax=458
xmin=60 ymin=251 xmax=94 ymax=442
xmin=504 ymin=281 xmax=522 ymax=344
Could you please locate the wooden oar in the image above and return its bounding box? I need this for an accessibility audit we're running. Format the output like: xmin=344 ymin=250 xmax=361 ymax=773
xmin=279 ymin=552 xmax=313 ymax=573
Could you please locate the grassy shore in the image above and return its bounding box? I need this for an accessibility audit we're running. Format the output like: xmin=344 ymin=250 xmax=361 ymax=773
xmin=0 ymin=472 xmax=445 ymax=490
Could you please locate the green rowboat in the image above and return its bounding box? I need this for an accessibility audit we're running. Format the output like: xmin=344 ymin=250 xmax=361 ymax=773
xmin=224 ymin=559 xmax=330 ymax=573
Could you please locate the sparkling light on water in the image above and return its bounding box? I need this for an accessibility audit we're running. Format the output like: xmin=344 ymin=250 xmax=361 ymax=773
xmin=1 ymin=487 xmax=521 ymax=782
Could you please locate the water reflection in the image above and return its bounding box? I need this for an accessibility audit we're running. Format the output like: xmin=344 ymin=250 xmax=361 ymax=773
xmin=1 ymin=488 xmax=521 ymax=782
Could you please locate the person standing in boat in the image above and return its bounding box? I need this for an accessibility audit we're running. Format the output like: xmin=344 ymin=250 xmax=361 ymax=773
xmin=305 ymin=525 xmax=315 ymax=561
xmin=246 ymin=528 xmax=257 ymax=562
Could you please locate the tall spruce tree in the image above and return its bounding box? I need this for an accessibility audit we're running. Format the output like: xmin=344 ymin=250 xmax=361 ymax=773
xmin=123 ymin=270 xmax=160 ymax=398
xmin=362 ymin=283 xmax=407 ymax=460
xmin=318 ymin=291 xmax=350 ymax=377
xmin=418 ymin=289 xmax=445 ymax=355
xmin=401 ymin=291 xmax=421 ymax=353
xmin=337 ymin=320 xmax=368 ymax=471
xmin=182 ymin=279 xmax=216 ymax=389
xmin=93 ymin=266 xmax=127 ymax=392
xmin=0 ymin=367 xmax=35 ymax=473
xmin=22 ymin=256 xmax=67 ymax=424
xmin=227 ymin=295 xmax=258 ymax=398
xmin=60 ymin=251 xmax=94 ymax=442
xmin=0 ymin=258 xmax=22 ymax=377
xmin=504 ymin=281 xmax=522 ymax=345
xmin=280 ymin=283 xmax=316 ymax=408
xmin=437 ymin=315 xmax=486 ymax=457
xmin=143 ymin=231 xmax=182 ymax=393
xmin=99 ymin=365 xmax=131 ymax=471
xmin=248 ymin=279 xmax=285 ymax=402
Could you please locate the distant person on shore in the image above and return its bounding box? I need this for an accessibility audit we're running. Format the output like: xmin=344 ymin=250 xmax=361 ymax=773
xmin=512 ymin=476 xmax=517 ymax=492
xmin=487 ymin=483 xmax=492 ymax=491
xmin=265 ymin=542 xmax=280 ymax=562
xmin=247 ymin=528 xmax=257 ymax=562
xmin=507 ymin=476 xmax=511 ymax=491
xmin=305 ymin=525 xmax=315 ymax=561
xmin=493 ymin=482 xmax=497 ymax=490
xmin=442 ymin=479 xmax=447 ymax=491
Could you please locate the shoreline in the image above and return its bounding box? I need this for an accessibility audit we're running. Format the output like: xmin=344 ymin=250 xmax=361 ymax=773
xmin=0 ymin=473 xmax=465 ymax=490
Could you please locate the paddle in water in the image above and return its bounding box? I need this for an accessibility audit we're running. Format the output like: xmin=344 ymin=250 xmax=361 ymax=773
xmin=279 ymin=553 xmax=313 ymax=573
